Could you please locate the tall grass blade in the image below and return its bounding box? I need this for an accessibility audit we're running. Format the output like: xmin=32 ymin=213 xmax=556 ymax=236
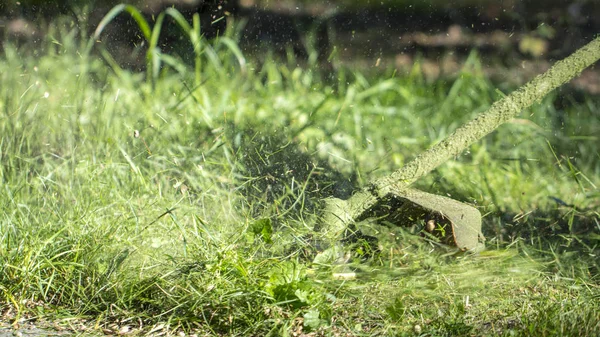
xmin=164 ymin=8 xmax=203 ymax=84
xmin=219 ymin=37 xmax=247 ymax=74
xmin=164 ymin=8 xmax=192 ymax=33
xmin=148 ymin=12 xmax=166 ymax=83
xmin=94 ymin=4 xmax=151 ymax=41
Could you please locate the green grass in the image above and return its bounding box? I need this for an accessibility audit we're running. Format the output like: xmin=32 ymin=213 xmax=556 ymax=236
xmin=1 ymin=17 xmax=599 ymax=337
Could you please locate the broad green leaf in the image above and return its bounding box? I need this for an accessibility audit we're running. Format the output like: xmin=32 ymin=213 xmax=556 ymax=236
xmin=251 ymin=218 xmax=273 ymax=244
xmin=303 ymin=309 xmax=326 ymax=331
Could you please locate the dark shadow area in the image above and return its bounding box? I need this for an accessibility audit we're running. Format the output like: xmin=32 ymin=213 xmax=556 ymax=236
xmin=3 ymin=1 xmax=599 ymax=75
xmin=227 ymin=125 xmax=355 ymax=216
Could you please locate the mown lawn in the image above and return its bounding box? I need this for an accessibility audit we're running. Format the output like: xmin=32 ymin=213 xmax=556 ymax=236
xmin=1 ymin=18 xmax=599 ymax=337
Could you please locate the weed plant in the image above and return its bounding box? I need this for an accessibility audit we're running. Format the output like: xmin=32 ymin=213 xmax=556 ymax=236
xmin=0 ymin=12 xmax=599 ymax=337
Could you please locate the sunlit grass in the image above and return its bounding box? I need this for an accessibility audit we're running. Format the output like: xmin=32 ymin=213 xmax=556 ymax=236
xmin=0 ymin=14 xmax=599 ymax=336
